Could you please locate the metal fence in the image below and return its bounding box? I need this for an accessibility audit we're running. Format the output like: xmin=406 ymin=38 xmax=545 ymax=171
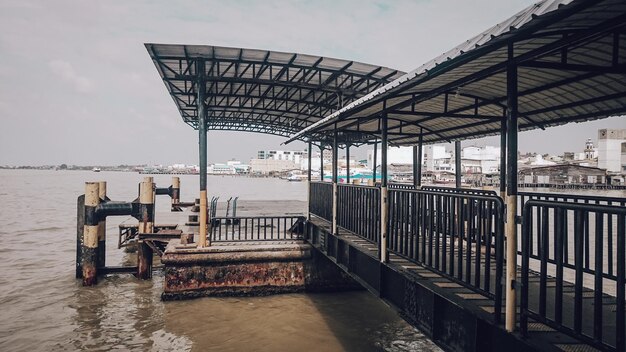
xmin=210 ymin=216 xmax=305 ymax=242
xmin=309 ymin=181 xmax=333 ymax=222
xmin=520 ymin=199 xmax=626 ymax=352
xmin=387 ymin=189 xmax=505 ymax=321
xmin=337 ymin=184 xmax=380 ymax=244
xmin=421 ymin=186 xmax=498 ymax=196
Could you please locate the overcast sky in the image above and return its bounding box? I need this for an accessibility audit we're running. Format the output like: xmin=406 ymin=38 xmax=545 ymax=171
xmin=0 ymin=0 xmax=623 ymax=166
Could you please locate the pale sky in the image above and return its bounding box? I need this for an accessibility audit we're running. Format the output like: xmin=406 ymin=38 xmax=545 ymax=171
xmin=0 ymin=0 xmax=623 ymax=166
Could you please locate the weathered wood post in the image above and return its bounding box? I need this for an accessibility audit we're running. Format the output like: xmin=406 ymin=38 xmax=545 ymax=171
xmin=380 ymin=111 xmax=389 ymax=263
xmin=97 ymin=181 xmax=107 ymax=269
xmin=82 ymin=182 xmax=100 ymax=286
xmin=505 ymin=45 xmax=519 ymax=332
xmin=171 ymin=176 xmax=181 ymax=211
xmin=137 ymin=177 xmax=154 ymax=279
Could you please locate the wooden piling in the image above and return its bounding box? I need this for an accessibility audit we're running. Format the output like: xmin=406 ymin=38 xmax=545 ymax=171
xmin=198 ymin=190 xmax=208 ymax=247
xmin=82 ymin=182 xmax=100 ymax=286
xmin=97 ymin=181 xmax=106 ymax=269
xmin=137 ymin=179 xmax=154 ymax=279
xmin=171 ymin=176 xmax=181 ymax=211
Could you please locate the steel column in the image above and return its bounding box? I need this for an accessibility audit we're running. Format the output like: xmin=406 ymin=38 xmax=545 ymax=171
xmin=505 ymin=46 xmax=519 ymax=332
xmin=413 ymin=145 xmax=418 ymax=188
xmin=332 ymin=128 xmax=339 ymax=235
xmin=197 ymin=59 xmax=209 ymax=248
xmin=346 ymin=143 xmax=350 ymax=184
xmin=500 ymin=116 xmax=507 ymax=200
xmin=455 ymin=141 xmax=462 ymax=188
xmin=417 ymin=131 xmax=423 ymax=188
xmin=308 ymin=141 xmax=312 ymax=220
xmin=380 ymin=112 xmax=389 ymax=263
xmin=372 ymin=139 xmax=378 ymax=185
xmin=319 ymin=144 xmax=325 ymax=181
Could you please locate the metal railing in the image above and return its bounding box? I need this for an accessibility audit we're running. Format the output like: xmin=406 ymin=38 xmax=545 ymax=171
xmin=210 ymin=216 xmax=305 ymax=242
xmin=388 ymin=183 xmax=416 ymax=190
xmin=421 ymin=186 xmax=498 ymax=196
xmin=337 ymin=184 xmax=380 ymax=244
xmin=309 ymin=181 xmax=333 ymax=222
xmin=520 ymin=200 xmax=626 ymax=352
xmin=387 ymin=189 xmax=505 ymax=321
xmin=517 ymin=192 xmax=625 ymax=263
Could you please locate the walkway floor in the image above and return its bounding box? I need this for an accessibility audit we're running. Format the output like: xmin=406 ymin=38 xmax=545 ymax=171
xmin=310 ymin=216 xmax=617 ymax=352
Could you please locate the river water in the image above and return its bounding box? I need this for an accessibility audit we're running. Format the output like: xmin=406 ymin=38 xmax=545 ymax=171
xmin=0 ymin=170 xmax=441 ymax=352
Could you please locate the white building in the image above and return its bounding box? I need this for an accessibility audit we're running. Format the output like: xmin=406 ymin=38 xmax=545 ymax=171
xmin=249 ymin=159 xmax=298 ymax=175
xmin=597 ymin=129 xmax=626 ymax=173
xmin=461 ymin=146 xmax=501 ymax=174
xmin=257 ymin=150 xmax=307 ymax=164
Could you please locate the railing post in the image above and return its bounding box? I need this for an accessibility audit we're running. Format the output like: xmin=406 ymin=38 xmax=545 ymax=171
xmin=137 ymin=177 xmax=154 ymax=280
xmin=97 ymin=181 xmax=107 ymax=269
xmin=82 ymin=182 xmax=100 ymax=286
xmin=505 ymin=44 xmax=519 ymax=332
xmin=380 ymin=111 xmax=389 ymax=263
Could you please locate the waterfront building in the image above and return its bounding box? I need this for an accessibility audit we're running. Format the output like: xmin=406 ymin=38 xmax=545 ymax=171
xmin=249 ymin=158 xmax=298 ymax=175
xmin=257 ymin=150 xmax=307 ymax=164
xmin=597 ymin=128 xmax=626 ymax=173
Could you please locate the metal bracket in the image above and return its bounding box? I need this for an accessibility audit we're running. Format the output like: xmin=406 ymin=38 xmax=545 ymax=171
xmin=515 ymin=215 xmax=523 ymax=224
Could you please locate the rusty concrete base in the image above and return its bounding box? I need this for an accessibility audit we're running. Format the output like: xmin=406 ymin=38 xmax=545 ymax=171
xmin=161 ymin=240 xmax=361 ymax=300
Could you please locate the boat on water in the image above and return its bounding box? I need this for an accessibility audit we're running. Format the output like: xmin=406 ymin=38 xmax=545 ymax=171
xmin=92 ymin=167 xmax=101 ymax=172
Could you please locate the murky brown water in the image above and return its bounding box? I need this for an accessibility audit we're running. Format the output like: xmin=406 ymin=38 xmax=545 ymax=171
xmin=0 ymin=170 xmax=441 ymax=352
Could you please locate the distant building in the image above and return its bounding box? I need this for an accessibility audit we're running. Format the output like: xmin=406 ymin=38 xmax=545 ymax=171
xmin=257 ymin=150 xmax=307 ymax=164
xmin=249 ymin=159 xmax=298 ymax=175
xmin=597 ymin=129 xmax=626 ymax=173
xmin=519 ymin=164 xmax=607 ymax=184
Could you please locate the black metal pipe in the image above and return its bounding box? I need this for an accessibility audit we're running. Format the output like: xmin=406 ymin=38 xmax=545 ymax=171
xmin=95 ymin=201 xmax=138 ymax=219
xmin=319 ymin=144 xmax=325 ymax=181
xmin=373 ymin=139 xmax=378 ymax=183
xmin=506 ymin=62 xmax=518 ymax=196
xmin=412 ymin=145 xmax=418 ymax=188
xmin=417 ymin=131 xmax=423 ymax=188
xmin=307 ymin=141 xmax=312 ymax=182
xmin=346 ymin=143 xmax=350 ymax=184
xmin=500 ymin=116 xmax=506 ymax=195
xmin=333 ymin=128 xmax=338 ymax=184
xmin=155 ymin=186 xmax=173 ymax=196
xmin=455 ymin=141 xmax=462 ymax=188
xmin=197 ymin=59 xmax=207 ymax=191
xmin=381 ymin=114 xmax=388 ymax=187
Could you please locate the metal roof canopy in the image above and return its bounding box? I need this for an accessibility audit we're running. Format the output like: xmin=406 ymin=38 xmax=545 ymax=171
xmin=145 ymin=44 xmax=404 ymax=142
xmin=287 ymin=0 xmax=626 ymax=146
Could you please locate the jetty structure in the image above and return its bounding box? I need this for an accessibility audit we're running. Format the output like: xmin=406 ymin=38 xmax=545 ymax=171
xmin=74 ymin=0 xmax=626 ymax=351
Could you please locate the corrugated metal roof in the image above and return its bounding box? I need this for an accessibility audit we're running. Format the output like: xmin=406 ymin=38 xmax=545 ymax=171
xmin=288 ymin=0 xmax=626 ymax=145
xmin=145 ymin=44 xmax=405 ymax=139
